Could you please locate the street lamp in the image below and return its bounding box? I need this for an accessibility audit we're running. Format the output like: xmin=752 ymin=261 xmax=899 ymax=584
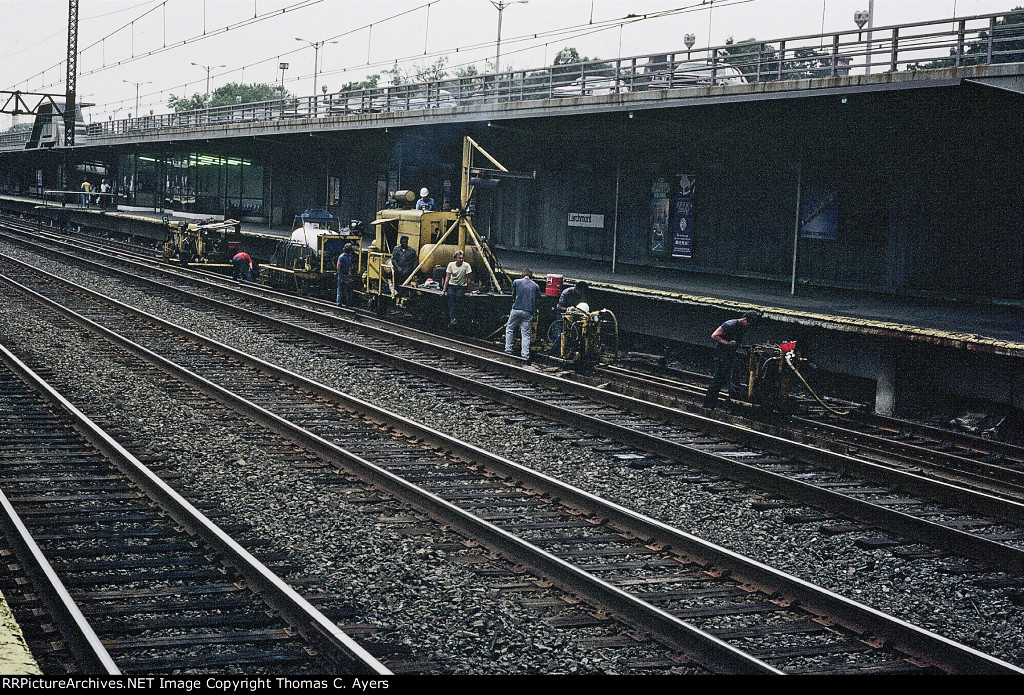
xmin=191 ymin=62 xmax=226 ymax=99
xmin=855 ymin=1 xmax=874 ymax=74
xmin=123 ymin=79 xmax=151 ymax=118
xmin=278 ymin=62 xmax=289 ymax=94
xmin=490 ymin=0 xmax=528 ymax=73
xmin=295 ymin=37 xmax=337 ymax=97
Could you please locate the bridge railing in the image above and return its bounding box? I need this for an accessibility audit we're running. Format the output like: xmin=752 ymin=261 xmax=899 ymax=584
xmin=11 ymin=10 xmax=1024 ymax=147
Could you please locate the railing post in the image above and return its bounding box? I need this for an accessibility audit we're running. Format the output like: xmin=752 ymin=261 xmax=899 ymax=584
xmin=756 ymin=44 xmax=763 ymax=82
xmin=831 ymin=34 xmax=840 ymax=76
xmin=890 ymin=28 xmax=899 ymax=72
xmin=988 ymin=16 xmax=996 ymax=62
xmin=778 ymin=41 xmax=786 ymax=81
xmin=956 ymin=19 xmax=966 ymax=66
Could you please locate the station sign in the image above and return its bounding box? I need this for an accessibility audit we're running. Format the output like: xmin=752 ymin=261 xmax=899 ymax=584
xmin=568 ymin=212 xmax=604 ymax=228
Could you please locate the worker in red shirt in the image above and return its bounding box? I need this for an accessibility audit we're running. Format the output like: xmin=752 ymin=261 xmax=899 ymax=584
xmin=232 ymin=251 xmax=254 ymax=282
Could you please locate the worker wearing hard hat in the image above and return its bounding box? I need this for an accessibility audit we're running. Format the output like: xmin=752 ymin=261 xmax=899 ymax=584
xmin=416 ymin=188 xmax=436 ymax=211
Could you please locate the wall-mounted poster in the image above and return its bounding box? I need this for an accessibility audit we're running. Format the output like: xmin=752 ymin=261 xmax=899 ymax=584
xmin=670 ymin=174 xmax=696 ymax=258
xmin=328 ymin=176 xmax=341 ymax=206
xmin=650 ymin=177 xmax=671 ymax=256
xmin=800 ymin=187 xmax=839 ymax=240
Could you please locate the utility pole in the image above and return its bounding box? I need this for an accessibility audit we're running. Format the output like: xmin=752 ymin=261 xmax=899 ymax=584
xmin=191 ymin=62 xmax=225 ymax=99
xmin=490 ymin=1 xmax=528 ymax=72
xmin=64 ymin=0 xmax=78 ymax=147
xmin=295 ymin=38 xmax=336 ymax=97
xmin=123 ymin=80 xmax=151 ymax=117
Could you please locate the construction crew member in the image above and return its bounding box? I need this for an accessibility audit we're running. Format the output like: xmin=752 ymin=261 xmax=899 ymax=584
xmin=505 ymin=268 xmax=541 ymax=360
xmin=390 ymin=235 xmax=418 ymax=289
xmin=416 ymin=187 xmax=436 ymax=211
xmin=336 ymin=243 xmax=354 ymax=306
xmin=442 ymin=250 xmax=472 ymax=326
xmin=702 ymin=310 xmax=761 ymax=409
xmin=231 ymin=251 xmax=254 ymax=282
xmin=548 ymin=280 xmax=589 ymax=355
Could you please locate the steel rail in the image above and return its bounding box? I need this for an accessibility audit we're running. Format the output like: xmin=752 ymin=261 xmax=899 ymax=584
xmin=0 ymin=300 xmax=388 ymax=675
xmin=0 ymin=352 xmax=119 ymax=674
xmin=8 ymin=237 xmax=1024 ymax=572
xmin=1 ymin=265 xmax=1019 ymax=674
xmin=0 ymin=267 xmax=779 ymax=675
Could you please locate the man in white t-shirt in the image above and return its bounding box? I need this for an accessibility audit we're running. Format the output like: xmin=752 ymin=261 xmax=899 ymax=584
xmin=442 ymin=250 xmax=473 ymax=326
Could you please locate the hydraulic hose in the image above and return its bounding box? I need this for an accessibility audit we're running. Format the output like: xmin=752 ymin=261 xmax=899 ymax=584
xmin=784 ymin=351 xmax=851 ymax=415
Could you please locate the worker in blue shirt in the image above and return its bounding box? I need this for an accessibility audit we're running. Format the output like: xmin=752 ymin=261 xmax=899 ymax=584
xmin=416 ymin=188 xmax=436 ymax=211
xmin=505 ymin=268 xmax=542 ymax=360
xmin=702 ymin=310 xmax=761 ymax=409
xmin=336 ymin=243 xmax=354 ymax=306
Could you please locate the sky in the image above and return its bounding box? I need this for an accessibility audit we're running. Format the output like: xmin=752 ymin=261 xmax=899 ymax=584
xmin=0 ymin=0 xmax=1018 ymax=127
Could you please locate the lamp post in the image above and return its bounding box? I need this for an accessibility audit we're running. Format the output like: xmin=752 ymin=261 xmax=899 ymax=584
xmin=490 ymin=0 xmax=528 ymax=72
xmin=854 ymin=1 xmax=874 ymax=74
xmin=295 ymin=37 xmax=337 ymax=97
xmin=191 ymin=62 xmax=225 ymax=99
xmin=278 ymin=62 xmax=289 ymax=94
xmin=123 ymin=79 xmax=151 ymax=118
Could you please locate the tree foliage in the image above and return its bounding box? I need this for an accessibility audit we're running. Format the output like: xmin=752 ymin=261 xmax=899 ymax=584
xmin=908 ymin=7 xmax=1024 ymax=70
xmin=167 ymin=82 xmax=289 ymax=111
xmin=720 ymin=36 xmax=837 ymax=80
xmin=4 ymin=122 xmax=33 ymax=134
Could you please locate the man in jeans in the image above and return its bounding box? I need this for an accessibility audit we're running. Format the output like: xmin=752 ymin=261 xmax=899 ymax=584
xmin=505 ymin=268 xmax=541 ymax=360
xmin=336 ymin=243 xmax=354 ymax=306
xmin=442 ymin=250 xmax=473 ymax=326
xmin=702 ymin=310 xmax=761 ymax=409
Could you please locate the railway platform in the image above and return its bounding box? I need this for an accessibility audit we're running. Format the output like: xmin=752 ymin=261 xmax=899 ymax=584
xmin=0 ymin=590 xmax=40 ymax=675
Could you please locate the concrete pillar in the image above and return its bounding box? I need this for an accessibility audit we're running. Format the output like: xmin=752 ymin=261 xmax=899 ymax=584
xmin=874 ymin=349 xmax=897 ymax=416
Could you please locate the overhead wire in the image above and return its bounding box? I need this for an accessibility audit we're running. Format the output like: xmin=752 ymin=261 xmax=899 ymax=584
xmin=120 ymin=0 xmax=753 ymax=114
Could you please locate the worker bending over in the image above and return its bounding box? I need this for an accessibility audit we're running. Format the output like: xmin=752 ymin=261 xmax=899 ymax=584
xmin=702 ymin=310 xmax=761 ymax=409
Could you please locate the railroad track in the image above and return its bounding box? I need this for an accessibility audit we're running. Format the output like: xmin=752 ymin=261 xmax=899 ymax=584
xmin=0 ymin=341 xmax=387 ymax=675
xmin=594 ymin=360 xmax=1024 ymax=498
xmin=0 ymin=247 xmax=1018 ymax=674
xmin=5 ymin=227 xmax=1024 ymax=580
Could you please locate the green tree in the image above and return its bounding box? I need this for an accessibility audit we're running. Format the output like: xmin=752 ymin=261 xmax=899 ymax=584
xmin=720 ymin=36 xmax=835 ymax=80
xmin=167 ymin=82 xmax=288 ymax=111
xmin=909 ymin=7 xmax=1024 ymax=70
xmin=339 ymin=73 xmax=382 ymax=92
xmin=548 ymin=46 xmax=613 ymax=86
xmin=4 ymin=122 xmax=33 ymax=134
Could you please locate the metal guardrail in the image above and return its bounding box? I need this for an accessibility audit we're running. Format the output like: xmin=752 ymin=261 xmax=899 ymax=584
xmin=4 ymin=10 xmax=1022 ymax=148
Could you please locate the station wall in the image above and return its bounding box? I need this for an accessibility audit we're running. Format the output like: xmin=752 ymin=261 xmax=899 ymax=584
xmin=1 ymin=82 xmax=1021 ymax=302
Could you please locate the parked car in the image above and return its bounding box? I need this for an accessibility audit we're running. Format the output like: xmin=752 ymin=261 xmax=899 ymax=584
xmin=550 ymin=75 xmax=626 ymax=98
xmin=644 ymin=60 xmax=747 ymax=88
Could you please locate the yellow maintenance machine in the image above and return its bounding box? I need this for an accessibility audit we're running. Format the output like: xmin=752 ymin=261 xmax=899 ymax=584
xmin=162 ymin=218 xmax=244 ymax=266
xmin=264 ymin=209 xmax=362 ymax=294
xmin=555 ymin=304 xmax=619 ymax=371
xmin=363 ymin=137 xmax=531 ymax=326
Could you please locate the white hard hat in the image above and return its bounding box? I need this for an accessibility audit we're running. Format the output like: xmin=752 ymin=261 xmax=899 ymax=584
xmin=420 ymin=188 xmax=429 ymax=197
xmin=575 ymin=302 xmax=590 ymax=312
